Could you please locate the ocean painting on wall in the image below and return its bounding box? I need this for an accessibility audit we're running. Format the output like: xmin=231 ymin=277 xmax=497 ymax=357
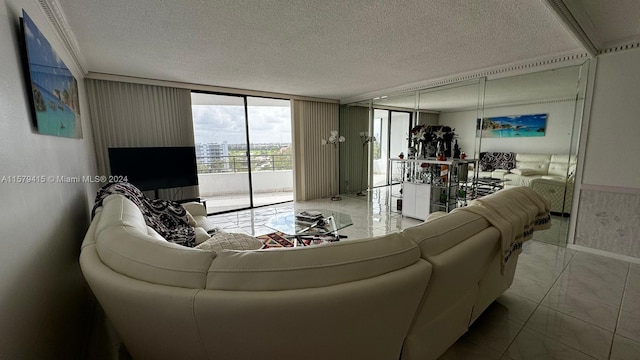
xmin=21 ymin=10 xmax=82 ymax=138
xmin=476 ymin=113 xmax=547 ymax=138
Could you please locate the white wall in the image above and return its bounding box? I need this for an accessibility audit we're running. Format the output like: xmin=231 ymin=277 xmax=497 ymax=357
xmin=440 ymin=100 xmax=577 ymax=157
xmin=582 ymin=48 xmax=640 ymax=188
xmin=573 ymin=48 xmax=640 ymax=257
xmin=0 ymin=1 xmax=97 ymax=357
xmin=439 ymin=110 xmax=477 ymax=156
xmin=198 ymin=171 xmax=293 ymax=196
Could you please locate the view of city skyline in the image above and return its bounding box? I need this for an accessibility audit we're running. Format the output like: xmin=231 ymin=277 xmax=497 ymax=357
xmin=191 ymin=102 xmax=292 ymax=146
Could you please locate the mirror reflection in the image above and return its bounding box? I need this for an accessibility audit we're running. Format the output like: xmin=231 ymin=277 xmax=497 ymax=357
xmin=339 ymin=61 xmax=588 ymax=247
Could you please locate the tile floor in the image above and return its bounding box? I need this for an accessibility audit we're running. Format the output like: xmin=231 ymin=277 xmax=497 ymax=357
xmin=90 ymin=187 xmax=640 ymax=359
xmin=207 ymin=187 xmax=640 ymax=360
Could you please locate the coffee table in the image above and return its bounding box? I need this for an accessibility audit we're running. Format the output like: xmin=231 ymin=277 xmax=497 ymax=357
xmin=474 ymin=177 xmax=510 ymax=197
xmin=266 ymin=209 xmax=353 ymax=246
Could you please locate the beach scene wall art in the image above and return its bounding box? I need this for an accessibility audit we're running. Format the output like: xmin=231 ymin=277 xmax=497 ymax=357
xmin=21 ymin=10 xmax=82 ymax=139
xmin=476 ymin=113 xmax=547 ymax=138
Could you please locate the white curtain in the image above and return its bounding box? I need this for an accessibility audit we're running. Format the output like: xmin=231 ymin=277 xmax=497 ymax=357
xmin=292 ymin=99 xmax=339 ymax=200
xmin=86 ymin=79 xmax=198 ymax=200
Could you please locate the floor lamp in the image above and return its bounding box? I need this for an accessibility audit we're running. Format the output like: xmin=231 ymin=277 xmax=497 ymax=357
xmin=357 ymin=131 xmax=375 ymax=196
xmin=321 ymin=130 xmax=345 ymax=201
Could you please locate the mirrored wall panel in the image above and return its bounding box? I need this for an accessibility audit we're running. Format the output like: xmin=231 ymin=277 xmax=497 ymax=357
xmin=339 ymin=60 xmax=589 ymax=246
xmin=482 ymin=63 xmax=588 ymax=246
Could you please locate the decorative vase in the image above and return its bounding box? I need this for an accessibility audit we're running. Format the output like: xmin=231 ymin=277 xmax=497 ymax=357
xmin=453 ymin=140 xmax=460 ymax=159
xmin=444 ymin=140 xmax=452 ymax=157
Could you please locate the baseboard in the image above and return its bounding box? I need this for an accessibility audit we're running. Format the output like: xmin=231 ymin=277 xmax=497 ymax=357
xmin=567 ymin=244 xmax=640 ymax=265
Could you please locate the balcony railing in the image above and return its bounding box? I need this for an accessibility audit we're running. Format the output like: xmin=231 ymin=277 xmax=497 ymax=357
xmin=197 ymin=154 xmax=292 ymax=174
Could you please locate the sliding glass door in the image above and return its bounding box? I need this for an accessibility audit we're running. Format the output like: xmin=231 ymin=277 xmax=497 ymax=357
xmin=372 ymin=109 xmax=411 ymax=187
xmin=191 ymin=93 xmax=293 ymax=213
xmin=246 ymin=97 xmax=293 ymax=207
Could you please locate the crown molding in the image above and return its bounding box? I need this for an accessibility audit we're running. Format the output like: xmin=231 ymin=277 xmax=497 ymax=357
xmin=340 ymin=52 xmax=589 ymax=104
xmin=86 ymin=72 xmax=340 ymax=104
xmin=599 ymin=42 xmax=640 ymax=55
xmin=37 ymin=0 xmax=87 ymax=75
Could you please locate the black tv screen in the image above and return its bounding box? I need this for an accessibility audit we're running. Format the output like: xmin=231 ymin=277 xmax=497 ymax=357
xmin=108 ymin=147 xmax=199 ymax=191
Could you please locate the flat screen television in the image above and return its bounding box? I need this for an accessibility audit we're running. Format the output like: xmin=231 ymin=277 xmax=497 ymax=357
xmin=108 ymin=147 xmax=199 ymax=192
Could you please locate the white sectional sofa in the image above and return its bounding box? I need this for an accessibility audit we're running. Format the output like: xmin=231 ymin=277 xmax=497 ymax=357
xmin=80 ymin=188 xmax=550 ymax=360
xmin=475 ymin=153 xmax=576 ymax=214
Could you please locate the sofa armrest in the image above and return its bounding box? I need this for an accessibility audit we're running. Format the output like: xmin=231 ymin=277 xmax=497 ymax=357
xmin=183 ymin=202 xmax=207 ymax=217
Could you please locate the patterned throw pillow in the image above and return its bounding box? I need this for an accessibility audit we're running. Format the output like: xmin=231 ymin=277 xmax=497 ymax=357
xmin=195 ymin=232 xmax=263 ymax=252
xmin=479 ymin=152 xmax=516 ymax=172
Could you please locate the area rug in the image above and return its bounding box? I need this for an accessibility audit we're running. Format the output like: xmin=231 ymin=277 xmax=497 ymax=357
xmin=256 ymin=232 xmax=334 ymax=248
xmin=256 ymin=231 xmax=294 ymax=248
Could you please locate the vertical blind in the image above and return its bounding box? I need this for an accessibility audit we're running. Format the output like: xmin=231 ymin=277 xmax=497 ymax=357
xmin=86 ymin=79 xmax=197 ymax=200
xmin=292 ymin=99 xmax=339 ymax=201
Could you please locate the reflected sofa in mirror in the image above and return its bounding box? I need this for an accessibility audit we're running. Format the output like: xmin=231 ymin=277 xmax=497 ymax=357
xmin=338 ymin=61 xmax=588 ymax=247
xmin=477 ymin=63 xmax=588 ymax=246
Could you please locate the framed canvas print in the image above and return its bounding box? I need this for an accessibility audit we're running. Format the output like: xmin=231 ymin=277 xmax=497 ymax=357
xmin=476 ymin=113 xmax=546 ymax=138
xmin=20 ymin=9 xmax=82 ymax=139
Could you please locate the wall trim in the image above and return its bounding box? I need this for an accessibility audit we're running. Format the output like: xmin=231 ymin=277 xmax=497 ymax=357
xmin=340 ymin=52 xmax=589 ymax=104
xmin=580 ymin=184 xmax=640 ymax=195
xmin=38 ymin=0 xmax=87 ymax=74
xmin=600 ymin=42 xmax=640 ymax=54
xmin=568 ymin=244 xmax=640 ymax=265
xmin=86 ymin=72 xmax=340 ymax=104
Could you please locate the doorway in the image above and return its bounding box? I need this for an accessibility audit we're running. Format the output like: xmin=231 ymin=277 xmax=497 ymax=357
xmin=372 ymin=109 xmax=411 ymax=187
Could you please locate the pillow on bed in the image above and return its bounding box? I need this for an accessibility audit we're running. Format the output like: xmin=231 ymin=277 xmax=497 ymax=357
xmin=195 ymin=231 xmax=263 ymax=252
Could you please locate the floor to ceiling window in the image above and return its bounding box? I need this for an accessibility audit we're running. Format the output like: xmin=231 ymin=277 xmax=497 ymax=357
xmin=191 ymin=92 xmax=293 ymax=214
xmin=372 ymin=109 xmax=411 ymax=187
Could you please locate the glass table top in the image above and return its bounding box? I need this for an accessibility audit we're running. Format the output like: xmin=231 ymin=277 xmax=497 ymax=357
xmin=266 ymin=209 xmax=353 ymax=236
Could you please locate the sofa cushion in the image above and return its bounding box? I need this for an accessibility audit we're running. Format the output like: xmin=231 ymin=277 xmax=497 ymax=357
xmin=95 ymin=195 xmax=148 ymax=237
xmin=196 ymin=232 xmax=263 ymax=251
xmin=548 ymin=154 xmax=577 ymax=178
xmin=426 ymin=212 xmax=448 ymax=222
xmin=92 ymin=183 xmax=196 ymax=247
xmin=503 ymin=173 xmax=542 ymax=187
xmin=205 ymin=232 xmax=421 ymax=291
xmin=186 ymin=212 xmax=197 ymax=227
xmin=514 ymin=153 xmax=551 ymax=174
xmin=402 ymin=210 xmax=491 ymax=257
xmin=194 ymin=227 xmax=211 ymax=245
xmin=510 ymin=168 xmax=544 ymax=176
xmin=193 ymin=215 xmax=219 ymax=234
xmin=95 ymin=194 xmax=215 ymax=288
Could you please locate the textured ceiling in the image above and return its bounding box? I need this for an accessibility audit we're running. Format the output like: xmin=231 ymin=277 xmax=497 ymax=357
xmin=564 ymin=0 xmax=640 ymax=49
xmin=52 ymin=0 xmax=638 ymax=101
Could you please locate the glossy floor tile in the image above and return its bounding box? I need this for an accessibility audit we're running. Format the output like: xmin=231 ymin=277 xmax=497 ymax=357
xmin=441 ymin=241 xmax=640 ymax=360
xmin=206 ymin=187 xmax=640 ymax=360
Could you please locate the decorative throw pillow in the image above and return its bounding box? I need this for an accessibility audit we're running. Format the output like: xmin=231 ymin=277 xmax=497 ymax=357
xmin=479 ymin=152 xmax=515 ymax=172
xmin=195 ymin=231 xmax=263 ymax=252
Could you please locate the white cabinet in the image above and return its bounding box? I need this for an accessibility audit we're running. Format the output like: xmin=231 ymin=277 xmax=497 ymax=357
xmin=390 ymin=158 xmax=468 ymax=220
xmin=402 ymin=182 xmax=431 ymax=220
